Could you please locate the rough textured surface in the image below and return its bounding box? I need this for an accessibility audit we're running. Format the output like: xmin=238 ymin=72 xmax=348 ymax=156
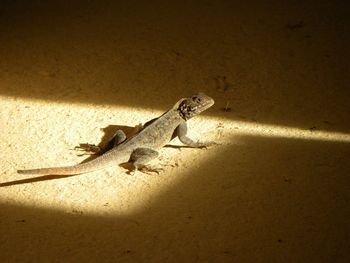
xmin=0 ymin=1 xmax=349 ymax=262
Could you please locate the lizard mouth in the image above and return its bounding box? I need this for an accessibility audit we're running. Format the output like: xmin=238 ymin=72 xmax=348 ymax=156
xmin=196 ymin=94 xmax=215 ymax=112
xmin=202 ymin=97 xmax=215 ymax=109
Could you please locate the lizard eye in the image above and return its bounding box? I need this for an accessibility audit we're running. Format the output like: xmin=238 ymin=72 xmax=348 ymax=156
xmin=192 ymin=96 xmax=202 ymax=103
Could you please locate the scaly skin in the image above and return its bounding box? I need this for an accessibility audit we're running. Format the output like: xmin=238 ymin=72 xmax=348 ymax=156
xmin=17 ymin=93 xmax=215 ymax=175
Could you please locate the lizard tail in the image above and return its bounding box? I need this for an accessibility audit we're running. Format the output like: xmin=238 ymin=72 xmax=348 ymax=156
xmin=17 ymin=149 xmax=125 ymax=175
xmin=17 ymin=166 xmax=81 ymax=175
xmin=17 ymin=160 xmax=108 ymax=175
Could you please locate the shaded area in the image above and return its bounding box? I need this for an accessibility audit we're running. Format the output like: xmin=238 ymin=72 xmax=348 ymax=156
xmin=1 ymin=135 xmax=349 ymax=262
xmin=0 ymin=0 xmax=349 ymax=132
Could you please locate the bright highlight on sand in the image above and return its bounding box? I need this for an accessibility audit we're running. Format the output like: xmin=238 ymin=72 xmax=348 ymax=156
xmin=219 ymin=119 xmax=350 ymax=143
xmin=1 ymin=96 xmax=349 ymax=216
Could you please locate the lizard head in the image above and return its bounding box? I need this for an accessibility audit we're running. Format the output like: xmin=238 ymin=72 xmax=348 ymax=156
xmin=175 ymin=93 xmax=215 ymax=120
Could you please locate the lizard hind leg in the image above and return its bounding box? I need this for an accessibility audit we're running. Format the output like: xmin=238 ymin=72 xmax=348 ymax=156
xmin=129 ymin=147 xmax=162 ymax=175
xmin=103 ymin=130 xmax=127 ymax=151
xmin=74 ymin=130 xmax=127 ymax=156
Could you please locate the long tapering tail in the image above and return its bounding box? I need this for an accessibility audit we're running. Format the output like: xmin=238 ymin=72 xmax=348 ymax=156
xmin=17 ymin=156 xmax=114 ymax=175
xmin=17 ymin=166 xmax=85 ymax=175
xmin=17 ymin=147 xmax=127 ymax=175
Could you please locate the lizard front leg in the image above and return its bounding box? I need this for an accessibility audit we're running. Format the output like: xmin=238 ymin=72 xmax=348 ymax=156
xmin=176 ymin=122 xmax=216 ymax=148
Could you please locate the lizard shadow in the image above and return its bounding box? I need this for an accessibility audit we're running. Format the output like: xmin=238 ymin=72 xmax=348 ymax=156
xmin=0 ymin=174 xmax=77 ymax=187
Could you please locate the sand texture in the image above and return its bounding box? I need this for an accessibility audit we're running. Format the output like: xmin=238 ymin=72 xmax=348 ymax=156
xmin=0 ymin=1 xmax=349 ymax=262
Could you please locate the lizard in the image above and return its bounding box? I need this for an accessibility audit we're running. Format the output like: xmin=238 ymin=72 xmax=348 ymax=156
xmin=17 ymin=92 xmax=215 ymax=175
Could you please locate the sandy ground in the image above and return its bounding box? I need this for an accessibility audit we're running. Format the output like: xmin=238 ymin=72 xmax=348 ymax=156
xmin=0 ymin=1 xmax=349 ymax=262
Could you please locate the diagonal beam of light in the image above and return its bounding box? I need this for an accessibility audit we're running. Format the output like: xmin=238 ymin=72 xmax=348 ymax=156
xmin=214 ymin=118 xmax=350 ymax=143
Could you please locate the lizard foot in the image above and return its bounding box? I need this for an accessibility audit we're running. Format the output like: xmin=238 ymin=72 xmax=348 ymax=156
xmin=127 ymin=164 xmax=163 ymax=175
xmin=197 ymin=141 xmax=220 ymax=149
xmin=139 ymin=165 xmax=164 ymax=175
xmin=74 ymin=143 xmax=101 ymax=156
